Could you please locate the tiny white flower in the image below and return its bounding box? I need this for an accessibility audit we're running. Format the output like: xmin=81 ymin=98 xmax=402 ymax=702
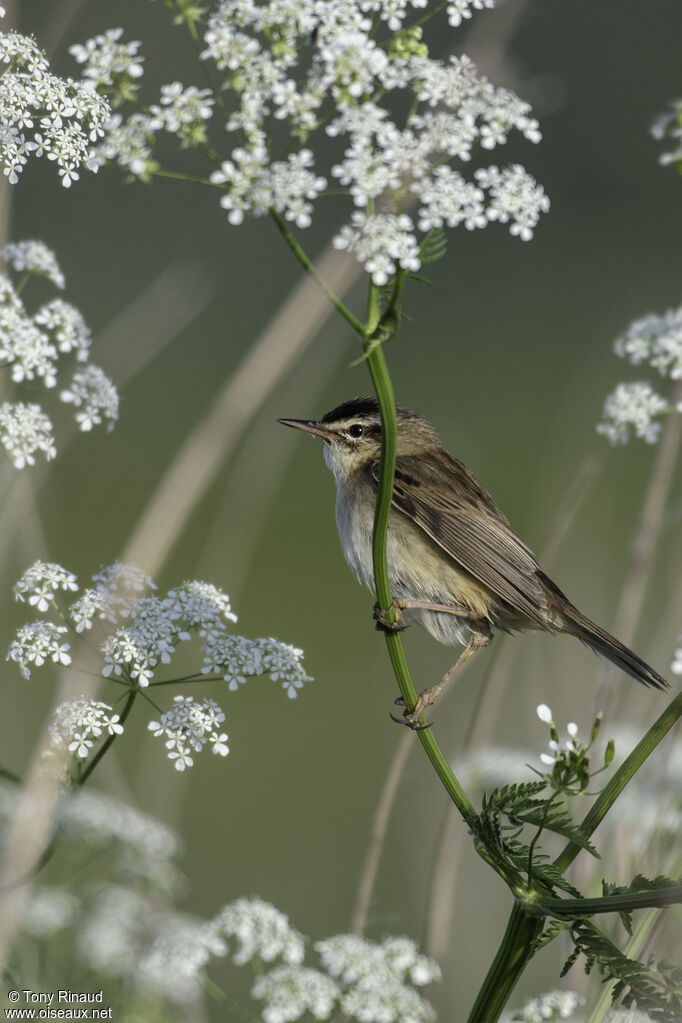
xmin=536 ymin=703 xmax=552 ymax=723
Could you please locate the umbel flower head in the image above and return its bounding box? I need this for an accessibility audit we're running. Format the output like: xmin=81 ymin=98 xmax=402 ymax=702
xmin=76 ymin=0 xmax=549 ymax=285
xmin=8 ymin=562 xmax=312 ymax=772
xmin=512 ymin=988 xmax=584 ymax=1021
xmin=0 ymin=240 xmax=119 ymax=468
xmin=0 ymin=18 xmax=109 ymax=187
xmin=597 ymin=303 xmax=682 ymax=445
xmin=535 ymin=704 xmax=613 ymax=794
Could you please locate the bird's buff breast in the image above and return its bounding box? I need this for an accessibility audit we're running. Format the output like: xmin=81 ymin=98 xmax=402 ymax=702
xmin=331 ymin=468 xmax=491 ymax=648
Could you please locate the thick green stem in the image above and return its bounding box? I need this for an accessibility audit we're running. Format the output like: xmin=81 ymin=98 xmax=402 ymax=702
xmin=466 ymin=901 xmax=543 ymax=1023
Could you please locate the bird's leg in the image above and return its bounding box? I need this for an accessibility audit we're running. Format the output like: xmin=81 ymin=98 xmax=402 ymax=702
xmin=373 ymin=596 xmax=472 ymax=633
xmin=394 ymin=626 xmax=493 ymax=730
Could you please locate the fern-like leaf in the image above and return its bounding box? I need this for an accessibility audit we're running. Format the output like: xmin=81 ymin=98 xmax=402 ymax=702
xmin=419 ymin=226 xmax=447 ymax=264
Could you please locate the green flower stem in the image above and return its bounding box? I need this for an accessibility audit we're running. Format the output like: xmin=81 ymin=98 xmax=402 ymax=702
xmin=270 ymin=210 xmax=366 ymax=339
xmin=555 ymin=686 xmax=682 ymax=873
xmin=270 ymin=217 xmax=483 ymax=827
xmin=77 ymin=687 xmax=138 ymax=786
xmin=153 ymin=167 xmax=216 ymax=187
xmin=363 ymin=326 xmax=477 ymax=826
xmin=466 ymin=901 xmax=544 ymax=1023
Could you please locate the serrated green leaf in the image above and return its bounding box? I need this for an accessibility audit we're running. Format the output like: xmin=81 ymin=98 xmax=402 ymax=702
xmin=418 ymin=227 xmax=447 ymax=265
xmin=512 ymin=804 xmax=599 ymax=857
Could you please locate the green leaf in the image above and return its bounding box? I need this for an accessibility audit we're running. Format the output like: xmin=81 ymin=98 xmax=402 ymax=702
xmin=529 ymin=919 xmax=568 ymax=956
xmin=418 ymin=227 xmax=447 ymax=265
xmin=565 ymin=919 xmax=682 ymax=1018
xmin=511 ymin=804 xmax=599 ymax=858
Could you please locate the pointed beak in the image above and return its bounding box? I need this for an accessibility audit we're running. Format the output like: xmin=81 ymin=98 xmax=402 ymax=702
xmin=277 ymin=418 xmax=336 ymax=442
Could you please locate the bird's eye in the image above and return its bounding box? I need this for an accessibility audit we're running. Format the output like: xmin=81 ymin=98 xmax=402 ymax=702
xmin=348 ymin=423 xmax=364 ymax=438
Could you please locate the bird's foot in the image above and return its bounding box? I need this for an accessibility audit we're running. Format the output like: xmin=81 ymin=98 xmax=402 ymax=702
xmin=390 ymin=693 xmax=434 ymax=730
xmin=373 ymin=600 xmax=409 ymax=633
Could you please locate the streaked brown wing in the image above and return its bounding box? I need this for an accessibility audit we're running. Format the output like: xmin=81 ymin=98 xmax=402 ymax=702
xmin=371 ymin=454 xmax=548 ymax=626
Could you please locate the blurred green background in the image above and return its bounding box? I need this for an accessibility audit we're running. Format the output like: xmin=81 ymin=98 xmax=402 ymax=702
xmin=3 ymin=0 xmax=682 ymax=1016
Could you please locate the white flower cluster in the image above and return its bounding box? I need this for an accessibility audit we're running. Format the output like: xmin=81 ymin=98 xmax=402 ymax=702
xmin=0 ymin=26 xmax=109 ymax=186
xmin=69 ymin=27 xmax=143 ymax=88
xmin=604 ymin=1010 xmax=655 ymax=1023
xmin=79 ymin=1 xmax=547 ymax=284
xmin=2 ymin=240 xmax=65 ymax=287
xmin=72 ymin=31 xmax=214 ymax=177
xmin=148 ymin=82 xmax=215 ymax=140
xmin=8 ymin=620 xmax=72 ymax=678
xmin=8 ymin=562 xmax=310 ymax=770
xmin=0 ymin=241 xmax=119 ymax=467
xmin=0 ymin=402 xmax=56 ymax=468
xmin=148 ymin=695 xmax=229 ymax=771
xmin=512 ymin=988 xmax=583 ymax=1022
xmin=49 ymin=696 xmax=123 ymax=760
xmin=60 ymin=365 xmax=120 ymax=431
xmin=651 ymin=98 xmax=682 ymax=170
xmin=613 ymin=306 xmax=682 ymax=381
xmin=597 ymin=304 xmax=682 ymax=445
xmin=56 ymin=789 xmax=183 ymax=893
xmin=202 ymin=633 xmax=310 ymax=697
xmin=535 ymin=703 xmax=579 ymax=768
xmin=136 ymin=918 xmax=228 ymax=1002
xmin=14 ymin=559 xmax=78 ymax=610
xmin=212 ymin=900 xmax=440 ymax=1023
xmin=22 ymin=886 xmax=79 ymax=939
xmin=597 ymin=382 xmax=668 ymax=446
xmin=252 ymin=967 xmax=340 ymax=1023
xmin=200 ymin=0 xmax=546 ymax=277
xmin=215 ymin=898 xmax=306 ymax=966
xmin=5 ymin=835 xmax=441 ymax=1022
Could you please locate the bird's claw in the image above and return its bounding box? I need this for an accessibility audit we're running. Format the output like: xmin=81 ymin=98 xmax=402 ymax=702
xmin=389 ymin=709 xmax=432 ymax=730
xmin=390 ymin=695 xmax=432 ymax=730
xmin=373 ymin=601 xmax=409 ymax=633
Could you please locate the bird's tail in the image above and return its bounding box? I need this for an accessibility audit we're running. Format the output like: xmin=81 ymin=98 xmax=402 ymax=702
xmin=562 ymin=606 xmax=669 ymax=690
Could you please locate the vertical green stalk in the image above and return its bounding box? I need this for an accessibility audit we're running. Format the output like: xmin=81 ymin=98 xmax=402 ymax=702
xmin=362 ymin=322 xmax=477 ymax=825
xmin=466 ymin=902 xmax=543 ymax=1023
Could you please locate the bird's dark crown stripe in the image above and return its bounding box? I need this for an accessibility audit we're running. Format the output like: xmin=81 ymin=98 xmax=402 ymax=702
xmin=321 ymin=396 xmax=380 ymax=423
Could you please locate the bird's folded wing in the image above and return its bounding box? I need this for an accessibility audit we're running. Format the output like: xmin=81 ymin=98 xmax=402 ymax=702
xmin=371 ymin=454 xmax=548 ymax=626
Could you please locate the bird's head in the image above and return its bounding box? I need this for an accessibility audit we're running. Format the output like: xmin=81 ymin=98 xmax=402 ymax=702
xmin=278 ymin=397 xmax=440 ymax=477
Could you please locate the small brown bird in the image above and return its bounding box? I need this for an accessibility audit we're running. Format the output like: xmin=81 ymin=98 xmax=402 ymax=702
xmin=279 ymin=397 xmax=668 ymax=726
